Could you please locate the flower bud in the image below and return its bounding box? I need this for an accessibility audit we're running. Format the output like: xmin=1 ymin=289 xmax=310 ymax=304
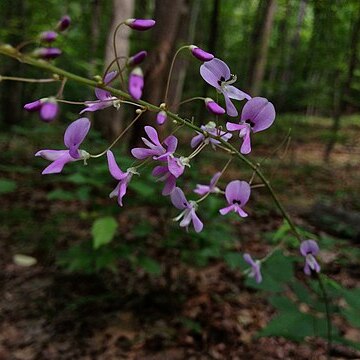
xmin=40 ymin=98 xmax=58 ymax=122
xmin=156 ymin=110 xmax=167 ymax=125
xmin=24 ymin=99 xmax=42 ymax=112
xmin=189 ymin=45 xmax=214 ymax=62
xmin=125 ymin=18 xmax=156 ymax=31
xmin=128 ymin=67 xmax=144 ymax=100
xmin=34 ymin=47 xmax=62 ymax=60
xmin=127 ymin=50 xmax=147 ymax=66
xmin=57 ymin=15 xmax=71 ymax=32
xmin=205 ymin=98 xmax=225 ymax=115
xmin=40 ymin=31 xmax=58 ymax=43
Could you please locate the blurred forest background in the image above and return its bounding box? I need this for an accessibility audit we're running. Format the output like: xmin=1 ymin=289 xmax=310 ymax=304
xmin=1 ymin=0 xmax=360 ymax=359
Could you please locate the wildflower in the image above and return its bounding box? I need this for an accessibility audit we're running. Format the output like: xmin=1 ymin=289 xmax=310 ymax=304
xmin=200 ymin=58 xmax=250 ymax=117
xmin=300 ymin=240 xmax=321 ymax=276
xmin=125 ymin=19 xmax=156 ymax=31
xmin=243 ymin=253 xmax=262 ymax=283
xmin=40 ymin=31 xmax=58 ymax=42
xmin=80 ymin=71 xmax=119 ymax=114
xmin=171 ymin=187 xmax=203 ymax=232
xmin=219 ymin=180 xmax=250 ymax=217
xmin=128 ymin=67 xmax=144 ymax=100
xmin=127 ymin=50 xmax=147 ymax=66
xmin=24 ymin=97 xmax=58 ymax=122
xmin=57 ymin=15 xmax=71 ymax=32
xmin=226 ymin=97 xmax=276 ymax=154
xmin=152 ymin=164 xmax=177 ymax=195
xmin=106 ymin=150 xmax=138 ymax=206
xmin=156 ymin=110 xmax=167 ymax=125
xmin=194 ymin=172 xmax=221 ymax=196
xmin=205 ymin=98 xmax=225 ymax=115
xmin=35 ymin=117 xmax=91 ymax=174
xmin=34 ymin=47 xmax=62 ymax=60
xmin=190 ymin=121 xmax=232 ymax=150
xmin=189 ymin=45 xmax=214 ymax=62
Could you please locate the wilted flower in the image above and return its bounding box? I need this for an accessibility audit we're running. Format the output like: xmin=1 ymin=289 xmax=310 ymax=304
xmin=243 ymin=253 xmax=262 ymax=283
xmin=189 ymin=45 xmax=214 ymax=62
xmin=191 ymin=121 xmax=232 ymax=150
xmin=300 ymin=240 xmax=321 ymax=276
xmin=226 ymin=97 xmax=276 ymax=154
xmin=171 ymin=187 xmax=203 ymax=232
xmin=219 ymin=180 xmax=250 ymax=217
xmin=200 ymin=58 xmax=250 ymax=116
xmin=35 ymin=117 xmax=91 ymax=174
xmin=107 ymin=150 xmax=138 ymax=206
xmin=128 ymin=67 xmax=144 ymax=100
xmin=194 ymin=172 xmax=221 ymax=196
xmin=125 ymin=18 xmax=156 ymax=31
xmin=24 ymin=97 xmax=58 ymax=122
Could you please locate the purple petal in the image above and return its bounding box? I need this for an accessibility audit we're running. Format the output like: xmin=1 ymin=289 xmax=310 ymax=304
xmin=152 ymin=165 xmax=168 ymax=177
xmin=156 ymin=111 xmax=167 ymax=125
xmin=225 ymin=180 xmax=251 ymax=206
xmin=189 ymin=46 xmax=214 ymax=62
xmin=131 ymin=147 xmax=156 ymax=159
xmin=191 ymin=210 xmax=203 ymax=232
xmin=24 ymin=99 xmax=42 ymax=112
xmin=163 ymin=135 xmax=178 ymax=153
xmin=80 ymin=100 xmax=112 ymax=114
xmin=219 ymin=204 xmax=235 ymax=215
xmin=34 ymin=47 xmax=62 ymax=59
xmin=170 ymin=187 xmax=189 ymax=209
xmin=64 ymin=118 xmax=91 ymax=158
xmin=194 ymin=185 xmax=210 ymax=196
xmin=106 ymin=150 xmax=127 ymax=180
xmin=117 ymin=180 xmax=128 ymax=206
xmin=125 ymin=19 xmax=156 ymax=31
xmin=162 ymin=175 xmax=176 ymax=196
xmin=300 ymin=240 xmax=319 ymax=256
xmin=128 ymin=50 xmax=147 ymax=66
xmin=168 ymin=156 xmax=185 ymax=178
xmin=128 ymin=68 xmax=144 ymax=100
xmin=205 ymin=98 xmax=225 ymax=115
xmin=35 ymin=149 xmax=69 ymax=161
xmin=40 ymin=31 xmax=58 ymax=42
xmin=200 ymin=58 xmax=231 ymax=88
xmin=57 ymin=15 xmax=71 ymax=32
xmin=40 ymin=101 xmax=58 ymax=122
xmin=240 ymin=130 xmax=252 ymax=155
xmin=209 ymin=172 xmax=222 ymax=188
xmin=226 ymin=122 xmax=244 ymax=132
xmin=109 ymin=182 xmax=120 ymax=199
xmin=236 ymin=205 xmax=248 ymax=218
xmin=41 ymin=152 xmax=73 ymax=174
xmin=223 ymin=93 xmax=238 ymax=117
xmin=190 ymin=133 xmax=204 ymax=148
xmin=225 ymin=85 xmax=251 ymax=101
xmin=243 ymin=253 xmax=256 ymax=267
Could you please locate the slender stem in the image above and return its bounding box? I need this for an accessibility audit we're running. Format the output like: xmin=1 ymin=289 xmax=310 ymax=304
xmin=103 ymin=56 xmax=127 ymax=78
xmin=0 ymin=75 xmax=58 ymax=83
xmin=178 ymin=96 xmax=205 ymax=106
xmin=56 ymin=77 xmax=67 ymax=98
xmin=164 ymin=45 xmax=189 ymax=106
xmin=112 ymin=22 xmax=126 ymax=87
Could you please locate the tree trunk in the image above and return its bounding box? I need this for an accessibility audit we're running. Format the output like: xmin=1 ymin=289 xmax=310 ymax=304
xmin=248 ymin=0 xmax=277 ymax=96
xmin=96 ymin=0 xmax=134 ymax=140
xmin=89 ymin=0 xmax=102 ymax=76
xmin=129 ymin=0 xmax=185 ymax=148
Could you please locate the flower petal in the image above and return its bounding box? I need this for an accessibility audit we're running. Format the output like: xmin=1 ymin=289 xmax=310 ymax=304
xmin=223 ymin=93 xmax=238 ymax=117
xmin=200 ymin=58 xmax=231 ymax=88
xmin=225 ymin=85 xmax=251 ymax=101
xmin=191 ymin=209 xmax=203 ymax=233
xmin=170 ymin=187 xmax=189 ymax=209
xmin=225 ymin=180 xmax=251 ymax=206
xmin=64 ymin=118 xmax=91 ymax=158
xmin=41 ymin=152 xmax=74 ymax=174
xmin=300 ymin=240 xmax=319 ymax=256
xmin=106 ymin=150 xmax=127 ymax=180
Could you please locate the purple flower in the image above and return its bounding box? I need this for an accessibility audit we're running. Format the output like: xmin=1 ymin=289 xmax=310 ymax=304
xmin=189 ymin=45 xmax=214 ymax=62
xmin=107 ymin=150 xmax=138 ymax=206
xmin=205 ymin=98 xmax=225 ymax=115
xmin=125 ymin=18 xmax=156 ymax=31
xmin=127 ymin=50 xmax=147 ymax=66
xmin=40 ymin=31 xmax=58 ymax=42
xmin=226 ymin=97 xmax=276 ymax=155
xmin=35 ymin=117 xmax=91 ymax=174
xmin=171 ymin=187 xmax=203 ymax=233
xmin=152 ymin=165 xmax=177 ymax=196
xmin=191 ymin=121 xmax=232 ymax=150
xmin=156 ymin=110 xmax=167 ymax=125
xmin=80 ymin=71 xmax=119 ymax=114
xmin=194 ymin=172 xmax=221 ymax=196
xmin=57 ymin=15 xmax=71 ymax=32
xmin=24 ymin=97 xmax=58 ymax=122
xmin=128 ymin=67 xmax=144 ymax=100
xmin=219 ymin=180 xmax=250 ymax=217
xmin=34 ymin=47 xmax=62 ymax=60
xmin=300 ymin=240 xmax=321 ymax=276
xmin=243 ymin=253 xmax=262 ymax=283
xmin=200 ymin=58 xmax=250 ymax=117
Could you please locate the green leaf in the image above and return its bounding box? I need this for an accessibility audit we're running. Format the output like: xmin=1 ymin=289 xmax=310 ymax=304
xmin=224 ymin=252 xmax=246 ymax=269
xmin=92 ymin=216 xmax=118 ymax=249
xmin=138 ymin=256 xmax=162 ymax=275
xmin=0 ymin=179 xmax=17 ymax=194
xmin=269 ymin=296 xmax=298 ymax=313
xmin=47 ymin=189 xmax=75 ymax=201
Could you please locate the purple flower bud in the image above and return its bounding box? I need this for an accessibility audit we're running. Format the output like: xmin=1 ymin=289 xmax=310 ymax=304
xmin=40 ymin=31 xmax=58 ymax=43
xmin=34 ymin=47 xmax=62 ymax=60
xmin=24 ymin=99 xmax=43 ymax=112
xmin=128 ymin=67 xmax=144 ymax=100
xmin=40 ymin=99 xmax=58 ymax=122
xmin=189 ymin=45 xmax=214 ymax=62
xmin=127 ymin=50 xmax=147 ymax=66
xmin=156 ymin=110 xmax=167 ymax=125
xmin=205 ymin=98 xmax=225 ymax=115
xmin=125 ymin=18 xmax=156 ymax=31
xmin=57 ymin=15 xmax=71 ymax=32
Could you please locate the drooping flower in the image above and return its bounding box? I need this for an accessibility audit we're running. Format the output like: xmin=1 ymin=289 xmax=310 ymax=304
xmin=127 ymin=50 xmax=147 ymax=66
xmin=80 ymin=71 xmax=119 ymax=114
xmin=152 ymin=164 xmax=177 ymax=196
xmin=243 ymin=253 xmax=262 ymax=283
xmin=57 ymin=15 xmax=71 ymax=32
xmin=226 ymin=97 xmax=276 ymax=154
xmin=205 ymin=98 xmax=225 ymax=115
xmin=219 ymin=180 xmax=250 ymax=217
xmin=106 ymin=150 xmax=138 ymax=206
xmin=189 ymin=45 xmax=214 ymax=62
xmin=24 ymin=97 xmax=59 ymax=122
xmin=191 ymin=121 xmax=232 ymax=150
xmin=40 ymin=31 xmax=58 ymax=42
xmin=171 ymin=187 xmax=203 ymax=233
xmin=33 ymin=47 xmax=62 ymax=60
xmin=200 ymin=58 xmax=251 ymax=117
xmin=125 ymin=18 xmax=156 ymax=31
xmin=35 ymin=117 xmax=91 ymax=174
xmin=194 ymin=172 xmax=221 ymax=196
xmin=300 ymin=240 xmax=321 ymax=276
xmin=156 ymin=110 xmax=167 ymax=125
xmin=128 ymin=67 xmax=144 ymax=100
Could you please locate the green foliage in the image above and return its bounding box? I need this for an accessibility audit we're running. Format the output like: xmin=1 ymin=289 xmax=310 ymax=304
xmin=92 ymin=216 xmax=118 ymax=249
xmin=0 ymin=179 xmax=17 ymax=194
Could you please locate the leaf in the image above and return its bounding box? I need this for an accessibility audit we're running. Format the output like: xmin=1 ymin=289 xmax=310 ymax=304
xmin=47 ymin=189 xmax=75 ymax=201
xmin=269 ymin=296 xmax=299 ymax=313
xmin=137 ymin=256 xmax=162 ymax=275
xmin=0 ymin=179 xmax=17 ymax=194
xmin=92 ymin=216 xmax=118 ymax=249
xmin=224 ymin=252 xmax=246 ymax=269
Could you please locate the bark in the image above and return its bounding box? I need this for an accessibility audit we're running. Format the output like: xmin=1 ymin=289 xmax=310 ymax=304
xmin=89 ymin=0 xmax=102 ymax=76
xmin=248 ymin=0 xmax=277 ymax=96
xmin=129 ymin=0 xmax=185 ymax=148
xmin=96 ymin=0 xmax=134 ymax=140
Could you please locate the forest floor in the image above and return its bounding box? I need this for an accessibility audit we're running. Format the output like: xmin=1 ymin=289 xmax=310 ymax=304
xmin=1 ymin=115 xmax=360 ymax=359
